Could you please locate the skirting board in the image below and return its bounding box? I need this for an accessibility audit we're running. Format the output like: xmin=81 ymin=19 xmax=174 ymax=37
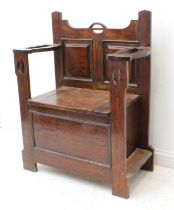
xmin=154 ymin=149 xmax=174 ymax=169
xmin=0 ymin=117 xmax=174 ymax=169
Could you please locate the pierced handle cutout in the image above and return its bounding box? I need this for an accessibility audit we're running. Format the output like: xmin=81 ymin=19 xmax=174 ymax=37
xmin=117 ymin=66 xmax=121 ymax=83
xmin=112 ymin=68 xmax=117 ymax=85
xmin=17 ymin=60 xmax=25 ymax=74
xmin=89 ymin=23 xmax=106 ymax=34
xmin=112 ymin=66 xmax=121 ymax=85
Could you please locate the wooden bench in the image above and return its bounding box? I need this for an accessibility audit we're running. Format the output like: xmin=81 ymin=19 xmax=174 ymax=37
xmin=14 ymin=10 xmax=153 ymax=198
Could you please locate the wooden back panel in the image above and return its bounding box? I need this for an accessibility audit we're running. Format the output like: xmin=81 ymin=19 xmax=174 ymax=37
xmin=52 ymin=11 xmax=151 ymax=90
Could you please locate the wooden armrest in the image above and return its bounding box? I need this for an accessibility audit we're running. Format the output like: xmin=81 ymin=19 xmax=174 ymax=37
xmin=107 ymin=46 xmax=151 ymax=61
xmin=13 ymin=44 xmax=61 ymax=54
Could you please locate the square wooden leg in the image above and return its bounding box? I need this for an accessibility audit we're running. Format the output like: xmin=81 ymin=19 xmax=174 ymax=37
xmin=22 ymin=150 xmax=38 ymax=172
xmin=112 ymin=176 xmax=129 ymax=198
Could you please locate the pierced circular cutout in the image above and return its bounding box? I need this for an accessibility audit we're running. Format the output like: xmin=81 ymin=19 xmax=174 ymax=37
xmin=91 ymin=24 xmax=104 ymax=34
xmin=17 ymin=60 xmax=25 ymax=74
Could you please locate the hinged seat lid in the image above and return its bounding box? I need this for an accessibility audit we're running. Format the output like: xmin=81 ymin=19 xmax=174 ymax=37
xmin=28 ymin=86 xmax=140 ymax=117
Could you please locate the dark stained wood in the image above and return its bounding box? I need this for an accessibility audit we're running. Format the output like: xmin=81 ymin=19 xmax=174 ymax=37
xmin=108 ymin=47 xmax=151 ymax=61
xmin=138 ymin=10 xmax=151 ymax=46
xmin=52 ymin=12 xmax=63 ymax=88
xmin=126 ymin=100 xmax=139 ymax=156
xmin=126 ymin=148 xmax=152 ymax=179
xmin=142 ymin=146 xmax=154 ymax=171
xmin=14 ymin=52 xmax=37 ymax=172
xmin=33 ymin=114 xmax=111 ymax=165
xmin=62 ymin=39 xmax=93 ymax=80
xmin=65 ymin=44 xmax=90 ymax=77
xmin=14 ymin=10 xmax=153 ymax=199
xmin=29 ymin=86 xmax=140 ymax=117
xmin=128 ymin=60 xmax=139 ymax=86
xmin=137 ymin=11 xmax=154 ymax=171
xmin=34 ymin=147 xmax=111 ymax=183
xmin=29 ymin=86 xmax=140 ymax=162
xmin=52 ymin=12 xmax=62 ymax=43
xmin=109 ymin=60 xmax=129 ymax=198
xmin=13 ymin=44 xmax=61 ymax=54
xmin=102 ymin=40 xmax=139 ymax=84
xmin=59 ymin=19 xmax=138 ymax=40
xmin=29 ymin=107 xmax=110 ymax=125
xmin=51 ymin=10 xmax=138 ymax=87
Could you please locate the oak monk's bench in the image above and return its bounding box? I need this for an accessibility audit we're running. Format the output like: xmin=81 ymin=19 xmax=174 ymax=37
xmin=14 ymin=10 xmax=153 ymax=198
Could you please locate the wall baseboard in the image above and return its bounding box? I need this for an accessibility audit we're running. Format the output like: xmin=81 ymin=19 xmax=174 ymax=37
xmin=0 ymin=118 xmax=174 ymax=169
xmin=154 ymin=148 xmax=174 ymax=169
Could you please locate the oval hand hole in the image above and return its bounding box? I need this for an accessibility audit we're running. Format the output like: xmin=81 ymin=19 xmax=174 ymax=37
xmin=92 ymin=24 xmax=104 ymax=34
xmin=17 ymin=60 xmax=25 ymax=74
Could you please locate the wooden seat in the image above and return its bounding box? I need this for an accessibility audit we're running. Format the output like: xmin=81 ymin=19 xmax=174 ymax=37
xmin=14 ymin=10 xmax=154 ymax=198
xmin=29 ymin=86 xmax=140 ymax=117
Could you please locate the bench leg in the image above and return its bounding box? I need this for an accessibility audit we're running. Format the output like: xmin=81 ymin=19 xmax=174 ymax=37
xmin=14 ymin=52 xmax=37 ymax=173
xmin=109 ymin=61 xmax=129 ymax=198
xmin=112 ymin=175 xmax=129 ymax=198
xmin=22 ymin=150 xmax=37 ymax=172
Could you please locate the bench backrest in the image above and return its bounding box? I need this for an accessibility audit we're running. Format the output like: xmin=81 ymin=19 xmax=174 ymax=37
xmin=52 ymin=10 xmax=151 ymax=90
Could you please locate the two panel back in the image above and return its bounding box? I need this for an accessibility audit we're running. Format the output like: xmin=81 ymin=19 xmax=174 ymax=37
xmin=52 ymin=11 xmax=148 ymax=89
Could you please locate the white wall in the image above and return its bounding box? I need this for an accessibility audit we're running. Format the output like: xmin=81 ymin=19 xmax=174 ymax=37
xmin=0 ymin=0 xmax=174 ymax=167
